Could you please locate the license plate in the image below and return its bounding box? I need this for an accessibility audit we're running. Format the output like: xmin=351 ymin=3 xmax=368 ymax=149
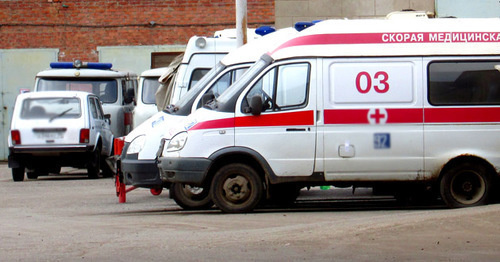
xmin=35 ymin=132 xmax=64 ymax=139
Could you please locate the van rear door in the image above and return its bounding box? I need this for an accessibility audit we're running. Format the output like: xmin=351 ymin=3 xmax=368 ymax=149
xmin=322 ymin=58 xmax=424 ymax=181
xmin=235 ymin=59 xmax=317 ymax=177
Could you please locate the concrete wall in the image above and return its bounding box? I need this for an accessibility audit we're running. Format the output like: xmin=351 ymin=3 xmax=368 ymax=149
xmin=275 ymin=0 xmax=435 ymax=28
xmin=0 ymin=49 xmax=59 ymax=160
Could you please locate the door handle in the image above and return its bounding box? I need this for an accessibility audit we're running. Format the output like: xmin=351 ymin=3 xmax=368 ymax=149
xmin=286 ymin=128 xmax=307 ymax=132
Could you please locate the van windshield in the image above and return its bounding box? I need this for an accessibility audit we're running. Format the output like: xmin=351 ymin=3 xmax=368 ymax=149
xmin=37 ymin=78 xmax=118 ymax=103
xmin=165 ymin=62 xmax=226 ymax=116
xmin=210 ymin=54 xmax=274 ymax=113
xmin=142 ymin=77 xmax=161 ymax=104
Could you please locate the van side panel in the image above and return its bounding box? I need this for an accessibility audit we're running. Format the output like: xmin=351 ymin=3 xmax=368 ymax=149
xmin=322 ymin=58 xmax=425 ymax=181
xmin=423 ymin=57 xmax=500 ymax=177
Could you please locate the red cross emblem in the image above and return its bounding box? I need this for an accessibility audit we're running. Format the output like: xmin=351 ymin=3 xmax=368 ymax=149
xmin=368 ymin=108 xmax=387 ymax=124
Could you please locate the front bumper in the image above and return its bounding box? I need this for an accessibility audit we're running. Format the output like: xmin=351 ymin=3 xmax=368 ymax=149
xmin=157 ymin=157 xmax=212 ymax=186
xmin=119 ymin=142 xmax=163 ymax=188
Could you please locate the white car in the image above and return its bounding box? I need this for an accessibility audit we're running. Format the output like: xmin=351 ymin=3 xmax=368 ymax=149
xmin=8 ymin=91 xmax=114 ymax=181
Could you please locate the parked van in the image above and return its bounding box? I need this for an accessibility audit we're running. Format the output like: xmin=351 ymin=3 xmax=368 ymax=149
xmin=158 ymin=18 xmax=500 ymax=213
xmin=134 ymin=67 xmax=172 ymax=129
xmin=34 ymin=61 xmax=137 ymax=137
xmin=120 ymin=27 xmax=298 ymax=209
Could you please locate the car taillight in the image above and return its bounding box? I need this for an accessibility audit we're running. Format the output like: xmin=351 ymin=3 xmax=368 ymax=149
xmin=80 ymin=129 xmax=90 ymax=143
xmin=11 ymin=130 xmax=21 ymax=145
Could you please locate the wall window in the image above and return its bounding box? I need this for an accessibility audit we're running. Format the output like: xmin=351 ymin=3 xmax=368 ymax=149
xmin=428 ymin=61 xmax=500 ymax=105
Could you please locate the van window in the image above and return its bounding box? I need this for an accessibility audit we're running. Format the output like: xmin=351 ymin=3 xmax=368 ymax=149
xmin=142 ymin=77 xmax=161 ymax=104
xmin=243 ymin=63 xmax=310 ymax=112
xmin=196 ymin=68 xmax=248 ymax=108
xmin=188 ymin=68 xmax=210 ymax=89
xmin=428 ymin=61 xmax=500 ymax=105
xmin=37 ymin=79 xmax=118 ymax=104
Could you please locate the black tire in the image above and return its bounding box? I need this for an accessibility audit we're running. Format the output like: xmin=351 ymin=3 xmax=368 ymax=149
xmin=87 ymin=147 xmax=101 ymax=179
xmin=12 ymin=167 xmax=25 ymax=182
xmin=440 ymin=161 xmax=492 ymax=208
xmin=210 ymin=163 xmax=263 ymax=213
xmin=170 ymin=183 xmax=213 ymax=210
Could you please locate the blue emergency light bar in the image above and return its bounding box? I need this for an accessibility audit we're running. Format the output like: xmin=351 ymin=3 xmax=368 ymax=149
xmin=294 ymin=20 xmax=322 ymax=32
xmin=50 ymin=60 xmax=113 ymax=70
xmin=255 ymin=26 xmax=276 ymax=36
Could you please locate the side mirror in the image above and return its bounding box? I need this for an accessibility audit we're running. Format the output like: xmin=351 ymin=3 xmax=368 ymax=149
xmin=201 ymin=92 xmax=215 ymax=107
xmin=249 ymin=95 xmax=263 ymax=116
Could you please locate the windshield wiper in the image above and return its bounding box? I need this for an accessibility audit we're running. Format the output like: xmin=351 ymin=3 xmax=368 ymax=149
xmin=50 ymin=108 xmax=72 ymax=122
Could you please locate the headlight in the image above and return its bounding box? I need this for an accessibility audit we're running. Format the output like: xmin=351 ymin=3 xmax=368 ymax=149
xmin=164 ymin=132 xmax=188 ymax=154
xmin=127 ymin=135 xmax=146 ymax=154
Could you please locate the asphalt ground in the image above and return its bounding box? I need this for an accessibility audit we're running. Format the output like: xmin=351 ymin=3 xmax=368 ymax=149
xmin=1 ymin=163 xmax=500 ymax=261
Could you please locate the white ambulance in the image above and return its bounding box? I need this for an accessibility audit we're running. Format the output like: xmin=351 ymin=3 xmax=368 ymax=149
xmin=158 ymin=18 xmax=500 ymax=213
xmin=34 ymin=61 xmax=137 ymax=137
xmin=120 ymin=27 xmax=298 ymax=209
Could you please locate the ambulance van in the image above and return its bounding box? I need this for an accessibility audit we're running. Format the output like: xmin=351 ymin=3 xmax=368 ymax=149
xmin=158 ymin=18 xmax=500 ymax=213
xmin=120 ymin=27 xmax=299 ymax=209
xmin=34 ymin=61 xmax=137 ymax=137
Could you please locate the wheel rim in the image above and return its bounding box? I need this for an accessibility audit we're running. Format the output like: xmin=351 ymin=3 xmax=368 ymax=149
xmin=450 ymin=169 xmax=486 ymax=205
xmin=182 ymin=184 xmax=204 ymax=197
xmin=222 ymin=175 xmax=251 ymax=203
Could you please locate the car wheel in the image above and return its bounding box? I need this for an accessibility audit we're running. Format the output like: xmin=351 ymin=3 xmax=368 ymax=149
xmin=170 ymin=183 xmax=213 ymax=210
xmin=87 ymin=147 xmax=101 ymax=179
xmin=440 ymin=161 xmax=492 ymax=208
xmin=12 ymin=167 xmax=25 ymax=182
xmin=210 ymin=163 xmax=263 ymax=213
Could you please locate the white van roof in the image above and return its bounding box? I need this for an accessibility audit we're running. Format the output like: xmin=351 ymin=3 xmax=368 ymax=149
xmin=269 ymin=18 xmax=500 ymax=60
xmin=140 ymin=67 xmax=170 ymax=77
xmin=181 ymin=28 xmax=262 ymax=64
xmin=37 ymin=62 xmax=137 ymax=78
xmin=221 ymin=27 xmax=300 ymax=66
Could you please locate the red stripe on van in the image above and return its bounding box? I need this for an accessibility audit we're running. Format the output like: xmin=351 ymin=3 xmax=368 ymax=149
xmin=271 ymin=32 xmax=500 ymax=54
xmin=189 ymin=118 xmax=235 ymax=130
xmin=235 ymin=110 xmax=315 ymax=127
xmin=189 ymin=111 xmax=315 ymax=131
xmin=324 ymin=109 xmax=423 ymax=124
xmin=324 ymin=108 xmax=500 ymax=124
xmin=425 ymin=107 xmax=500 ymax=123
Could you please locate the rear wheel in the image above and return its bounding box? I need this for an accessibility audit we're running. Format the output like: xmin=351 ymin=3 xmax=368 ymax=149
xmin=87 ymin=147 xmax=101 ymax=179
xmin=170 ymin=183 xmax=213 ymax=210
xmin=210 ymin=163 xmax=263 ymax=213
xmin=12 ymin=167 xmax=25 ymax=182
xmin=440 ymin=161 xmax=492 ymax=208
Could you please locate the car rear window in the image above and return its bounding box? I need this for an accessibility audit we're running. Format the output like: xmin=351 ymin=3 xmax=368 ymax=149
xmin=21 ymin=97 xmax=82 ymax=120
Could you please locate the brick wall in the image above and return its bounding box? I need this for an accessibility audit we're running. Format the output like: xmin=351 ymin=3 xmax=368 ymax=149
xmin=0 ymin=0 xmax=275 ymax=62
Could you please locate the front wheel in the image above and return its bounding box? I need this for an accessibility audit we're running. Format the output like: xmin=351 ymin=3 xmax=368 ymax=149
xmin=210 ymin=163 xmax=263 ymax=213
xmin=12 ymin=167 xmax=25 ymax=182
xmin=169 ymin=183 xmax=213 ymax=210
xmin=440 ymin=161 xmax=492 ymax=208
